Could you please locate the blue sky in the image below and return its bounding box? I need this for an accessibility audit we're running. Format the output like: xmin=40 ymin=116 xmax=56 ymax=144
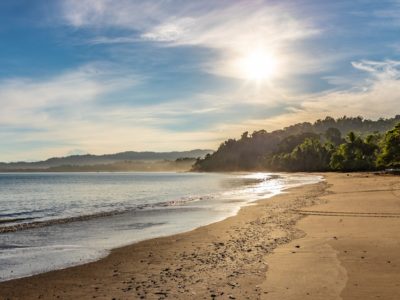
xmin=1 ymin=0 xmax=400 ymax=161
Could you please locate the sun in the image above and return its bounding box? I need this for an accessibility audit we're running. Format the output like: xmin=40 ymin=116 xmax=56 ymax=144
xmin=238 ymin=49 xmax=278 ymax=82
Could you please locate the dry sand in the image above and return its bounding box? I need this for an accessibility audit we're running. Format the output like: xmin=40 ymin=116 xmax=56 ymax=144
xmin=262 ymin=173 xmax=400 ymax=300
xmin=1 ymin=173 xmax=399 ymax=299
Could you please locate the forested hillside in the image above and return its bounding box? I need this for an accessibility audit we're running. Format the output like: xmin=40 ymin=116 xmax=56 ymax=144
xmin=193 ymin=116 xmax=400 ymax=172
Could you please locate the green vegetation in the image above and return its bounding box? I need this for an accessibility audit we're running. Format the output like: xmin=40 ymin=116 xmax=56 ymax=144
xmin=376 ymin=123 xmax=400 ymax=169
xmin=193 ymin=116 xmax=400 ymax=172
xmin=329 ymin=132 xmax=380 ymax=171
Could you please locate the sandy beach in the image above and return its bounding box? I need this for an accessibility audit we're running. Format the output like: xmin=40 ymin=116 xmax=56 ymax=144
xmin=1 ymin=173 xmax=400 ymax=299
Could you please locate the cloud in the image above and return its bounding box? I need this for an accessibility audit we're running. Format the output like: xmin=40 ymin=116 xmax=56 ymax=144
xmin=0 ymin=63 xmax=138 ymax=125
xmin=0 ymin=63 xmax=141 ymax=161
xmin=61 ymin=0 xmax=165 ymax=29
xmin=224 ymin=60 xmax=400 ymax=133
xmin=141 ymin=5 xmax=318 ymax=49
xmin=60 ymin=0 xmax=322 ymax=79
xmin=140 ymin=18 xmax=195 ymax=42
xmin=352 ymin=60 xmax=400 ymax=80
xmin=61 ymin=0 xmax=318 ymax=45
xmin=88 ymin=36 xmax=139 ymax=45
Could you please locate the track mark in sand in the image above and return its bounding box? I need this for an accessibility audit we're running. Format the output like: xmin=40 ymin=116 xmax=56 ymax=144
xmin=292 ymin=210 xmax=400 ymax=218
xmin=334 ymin=188 xmax=400 ymax=195
xmin=390 ymin=182 xmax=400 ymax=199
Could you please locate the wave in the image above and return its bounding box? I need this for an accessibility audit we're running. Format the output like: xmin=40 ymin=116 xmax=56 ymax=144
xmin=0 ymin=194 xmax=212 ymax=234
xmin=0 ymin=173 xmax=283 ymax=234
xmin=0 ymin=208 xmax=53 ymax=218
xmin=0 ymin=217 xmax=36 ymax=225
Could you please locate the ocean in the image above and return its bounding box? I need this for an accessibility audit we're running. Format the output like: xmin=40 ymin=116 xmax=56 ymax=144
xmin=0 ymin=172 xmax=322 ymax=282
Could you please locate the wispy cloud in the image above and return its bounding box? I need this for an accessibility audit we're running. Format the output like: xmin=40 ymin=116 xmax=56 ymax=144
xmin=0 ymin=63 xmax=138 ymax=125
xmin=61 ymin=0 xmax=165 ymax=29
xmin=60 ymin=0 xmax=322 ymax=79
xmin=140 ymin=18 xmax=195 ymax=42
xmin=0 ymin=63 xmax=142 ymax=161
xmin=61 ymin=0 xmax=318 ymax=44
xmin=352 ymin=60 xmax=400 ymax=80
xmin=88 ymin=36 xmax=139 ymax=45
xmin=224 ymin=60 xmax=400 ymax=133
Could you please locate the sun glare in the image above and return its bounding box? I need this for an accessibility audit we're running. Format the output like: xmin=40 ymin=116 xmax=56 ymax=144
xmin=239 ymin=49 xmax=278 ymax=82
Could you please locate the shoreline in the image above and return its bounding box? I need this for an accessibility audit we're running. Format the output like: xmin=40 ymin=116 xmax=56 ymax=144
xmin=0 ymin=175 xmax=327 ymax=299
xmin=0 ymin=172 xmax=321 ymax=283
xmin=2 ymin=172 xmax=399 ymax=299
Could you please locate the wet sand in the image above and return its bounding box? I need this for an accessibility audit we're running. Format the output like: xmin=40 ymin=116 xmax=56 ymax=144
xmin=1 ymin=173 xmax=399 ymax=299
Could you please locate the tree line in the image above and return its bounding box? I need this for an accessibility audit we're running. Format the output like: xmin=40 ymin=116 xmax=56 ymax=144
xmin=193 ymin=116 xmax=400 ymax=172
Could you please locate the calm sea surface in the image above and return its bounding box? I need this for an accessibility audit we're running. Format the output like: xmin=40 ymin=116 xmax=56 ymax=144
xmin=0 ymin=172 xmax=322 ymax=281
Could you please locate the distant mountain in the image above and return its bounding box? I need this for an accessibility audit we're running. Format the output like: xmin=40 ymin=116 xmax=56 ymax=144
xmin=0 ymin=149 xmax=213 ymax=171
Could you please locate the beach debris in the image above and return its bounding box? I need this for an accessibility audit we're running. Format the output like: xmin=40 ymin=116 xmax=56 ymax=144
xmin=228 ymin=282 xmax=240 ymax=289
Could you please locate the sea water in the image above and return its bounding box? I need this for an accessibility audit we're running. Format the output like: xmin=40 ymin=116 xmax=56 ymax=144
xmin=0 ymin=172 xmax=322 ymax=281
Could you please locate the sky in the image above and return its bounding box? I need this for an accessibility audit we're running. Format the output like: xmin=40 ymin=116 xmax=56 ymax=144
xmin=1 ymin=0 xmax=400 ymax=162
